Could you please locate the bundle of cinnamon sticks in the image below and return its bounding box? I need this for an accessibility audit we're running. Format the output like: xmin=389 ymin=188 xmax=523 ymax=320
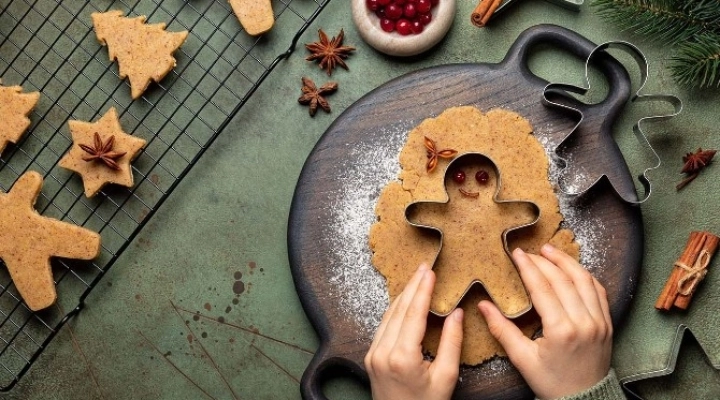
xmin=655 ymin=231 xmax=719 ymax=311
xmin=472 ymin=0 xmax=503 ymax=27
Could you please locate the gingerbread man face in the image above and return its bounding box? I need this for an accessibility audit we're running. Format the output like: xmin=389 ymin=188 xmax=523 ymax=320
xmin=406 ymin=154 xmax=539 ymax=317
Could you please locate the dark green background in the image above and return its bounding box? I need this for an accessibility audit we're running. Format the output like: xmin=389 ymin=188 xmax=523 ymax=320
xmin=4 ymin=0 xmax=720 ymax=398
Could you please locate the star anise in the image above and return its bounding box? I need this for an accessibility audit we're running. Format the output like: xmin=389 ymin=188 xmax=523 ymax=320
xmin=298 ymin=77 xmax=338 ymax=117
xmin=676 ymin=148 xmax=716 ymax=190
xmin=424 ymin=136 xmax=457 ymax=173
xmin=681 ymin=148 xmax=716 ymax=173
xmin=305 ymin=28 xmax=355 ymax=76
xmin=79 ymin=132 xmax=126 ymax=170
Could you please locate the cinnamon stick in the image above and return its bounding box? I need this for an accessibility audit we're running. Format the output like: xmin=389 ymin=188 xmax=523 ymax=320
xmin=674 ymin=234 xmax=719 ymax=309
xmin=471 ymin=0 xmax=502 ymax=27
xmin=655 ymin=231 xmax=719 ymax=311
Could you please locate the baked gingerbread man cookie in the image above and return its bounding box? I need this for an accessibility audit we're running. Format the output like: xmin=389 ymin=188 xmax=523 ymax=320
xmin=0 ymin=171 xmax=101 ymax=311
xmin=59 ymin=107 xmax=146 ymax=197
xmin=407 ymin=154 xmax=538 ymax=317
xmin=0 ymin=80 xmax=40 ymax=155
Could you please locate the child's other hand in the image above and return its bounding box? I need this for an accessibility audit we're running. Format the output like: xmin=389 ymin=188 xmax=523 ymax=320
xmin=478 ymin=245 xmax=613 ymax=400
xmin=365 ymin=264 xmax=464 ymax=400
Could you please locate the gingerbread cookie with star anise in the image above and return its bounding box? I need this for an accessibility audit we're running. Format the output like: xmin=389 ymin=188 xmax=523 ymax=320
xmin=59 ymin=108 xmax=146 ymax=197
xmin=369 ymin=106 xmax=579 ymax=365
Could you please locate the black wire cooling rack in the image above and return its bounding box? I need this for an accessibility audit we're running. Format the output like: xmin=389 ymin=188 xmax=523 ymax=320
xmin=0 ymin=0 xmax=330 ymax=390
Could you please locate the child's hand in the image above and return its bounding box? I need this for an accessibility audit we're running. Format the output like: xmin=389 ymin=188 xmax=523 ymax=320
xmin=365 ymin=264 xmax=464 ymax=400
xmin=478 ymin=245 xmax=613 ymax=400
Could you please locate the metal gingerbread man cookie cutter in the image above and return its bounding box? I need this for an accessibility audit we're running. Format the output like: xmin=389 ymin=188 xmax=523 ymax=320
xmin=404 ymin=152 xmax=540 ymax=318
xmin=542 ymin=41 xmax=682 ymax=205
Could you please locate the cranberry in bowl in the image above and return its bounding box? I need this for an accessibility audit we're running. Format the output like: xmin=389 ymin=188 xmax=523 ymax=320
xmin=352 ymin=0 xmax=456 ymax=57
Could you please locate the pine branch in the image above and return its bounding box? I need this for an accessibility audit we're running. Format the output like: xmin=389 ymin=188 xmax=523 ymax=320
xmin=592 ymin=0 xmax=718 ymax=44
xmin=670 ymin=33 xmax=720 ymax=87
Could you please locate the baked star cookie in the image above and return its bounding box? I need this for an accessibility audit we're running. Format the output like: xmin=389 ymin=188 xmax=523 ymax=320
xmin=369 ymin=106 xmax=579 ymax=365
xmin=0 ymin=80 xmax=40 ymax=154
xmin=91 ymin=10 xmax=188 ymax=99
xmin=59 ymin=108 xmax=146 ymax=197
xmin=0 ymin=171 xmax=101 ymax=311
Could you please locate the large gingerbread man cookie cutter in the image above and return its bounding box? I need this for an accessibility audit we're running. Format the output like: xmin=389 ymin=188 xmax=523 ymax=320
xmin=542 ymin=41 xmax=682 ymax=205
xmin=404 ymin=152 xmax=540 ymax=318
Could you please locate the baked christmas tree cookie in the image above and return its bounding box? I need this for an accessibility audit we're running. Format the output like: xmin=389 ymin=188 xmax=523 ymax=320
xmin=0 ymin=171 xmax=101 ymax=311
xmin=59 ymin=107 xmax=146 ymax=197
xmin=0 ymin=80 xmax=40 ymax=154
xmin=91 ymin=10 xmax=188 ymax=99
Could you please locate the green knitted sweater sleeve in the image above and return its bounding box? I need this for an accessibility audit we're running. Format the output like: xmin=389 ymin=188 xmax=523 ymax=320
xmin=555 ymin=369 xmax=626 ymax=400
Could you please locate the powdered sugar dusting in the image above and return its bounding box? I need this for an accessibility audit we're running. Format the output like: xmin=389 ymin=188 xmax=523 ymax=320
xmin=536 ymin=131 xmax=607 ymax=272
xmin=324 ymin=127 xmax=409 ymax=333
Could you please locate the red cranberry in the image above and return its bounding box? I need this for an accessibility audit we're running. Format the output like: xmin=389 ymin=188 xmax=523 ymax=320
xmin=378 ymin=0 xmax=392 ymax=4
xmin=396 ymin=18 xmax=412 ymax=35
xmin=366 ymin=0 xmax=380 ymax=11
xmin=380 ymin=18 xmax=395 ymax=32
xmin=403 ymin=3 xmax=417 ymax=18
xmin=418 ymin=13 xmax=432 ymax=25
xmin=453 ymin=170 xmax=466 ymax=184
xmin=410 ymin=20 xmax=424 ymax=33
xmin=385 ymin=3 xmax=403 ymax=19
xmin=416 ymin=0 xmax=432 ymax=13
xmin=476 ymin=170 xmax=490 ymax=184
xmin=430 ymin=0 xmax=439 ymax=5
xmin=395 ymin=0 xmax=407 ymax=5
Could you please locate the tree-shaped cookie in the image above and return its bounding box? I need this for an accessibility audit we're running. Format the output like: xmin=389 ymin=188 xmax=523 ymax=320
xmin=0 ymin=171 xmax=101 ymax=311
xmin=91 ymin=10 xmax=188 ymax=99
xmin=0 ymin=80 xmax=40 ymax=154
xmin=59 ymin=107 xmax=146 ymax=197
xmin=406 ymin=154 xmax=539 ymax=317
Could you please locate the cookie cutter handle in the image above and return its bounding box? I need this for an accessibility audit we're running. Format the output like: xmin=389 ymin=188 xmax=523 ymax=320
xmin=300 ymin=342 xmax=368 ymax=400
xmin=503 ymin=24 xmax=630 ymax=112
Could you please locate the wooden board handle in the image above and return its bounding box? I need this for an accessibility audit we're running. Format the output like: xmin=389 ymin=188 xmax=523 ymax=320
xmin=300 ymin=343 xmax=367 ymax=400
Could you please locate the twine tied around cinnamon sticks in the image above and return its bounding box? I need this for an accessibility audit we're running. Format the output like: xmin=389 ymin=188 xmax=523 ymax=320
xmin=676 ymin=249 xmax=711 ymax=296
xmin=655 ymin=231 xmax=719 ymax=311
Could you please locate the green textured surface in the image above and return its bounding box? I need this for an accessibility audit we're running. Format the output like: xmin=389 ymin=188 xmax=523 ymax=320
xmin=4 ymin=0 xmax=720 ymax=399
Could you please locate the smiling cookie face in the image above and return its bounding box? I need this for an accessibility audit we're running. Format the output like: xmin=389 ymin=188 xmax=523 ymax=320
xmin=445 ymin=156 xmax=496 ymax=201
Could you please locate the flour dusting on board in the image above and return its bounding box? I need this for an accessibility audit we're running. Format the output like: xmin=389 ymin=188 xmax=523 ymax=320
xmin=324 ymin=122 xmax=607 ymax=335
xmin=536 ymin=132 xmax=607 ymax=272
xmin=325 ymin=128 xmax=408 ymax=333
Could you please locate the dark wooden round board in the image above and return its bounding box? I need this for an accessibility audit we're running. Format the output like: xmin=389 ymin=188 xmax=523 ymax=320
xmin=288 ymin=24 xmax=643 ymax=400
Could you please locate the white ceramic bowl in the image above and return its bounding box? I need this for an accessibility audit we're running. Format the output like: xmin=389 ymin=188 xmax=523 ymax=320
xmin=351 ymin=0 xmax=456 ymax=57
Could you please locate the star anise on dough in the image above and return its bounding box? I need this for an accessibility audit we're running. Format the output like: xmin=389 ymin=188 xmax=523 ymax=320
xmin=676 ymin=148 xmax=716 ymax=190
xmin=298 ymin=77 xmax=338 ymax=117
xmin=305 ymin=28 xmax=355 ymax=76
xmin=424 ymin=136 xmax=457 ymax=173
xmin=79 ymin=132 xmax=126 ymax=170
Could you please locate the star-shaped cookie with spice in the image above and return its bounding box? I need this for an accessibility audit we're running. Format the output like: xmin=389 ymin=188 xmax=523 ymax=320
xmin=59 ymin=107 xmax=146 ymax=197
